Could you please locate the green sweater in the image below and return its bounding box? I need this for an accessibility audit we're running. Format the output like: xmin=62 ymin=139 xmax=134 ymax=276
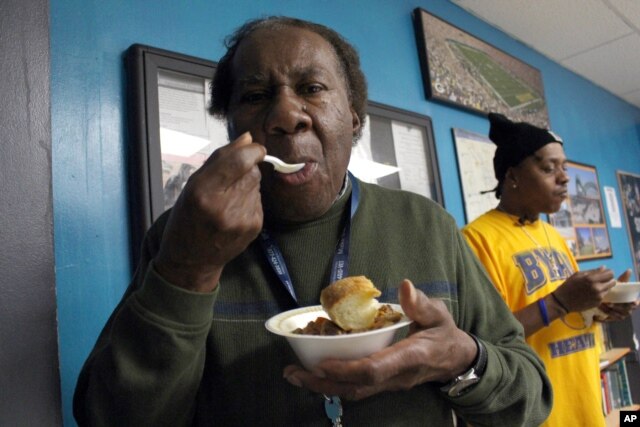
xmin=74 ymin=179 xmax=551 ymax=426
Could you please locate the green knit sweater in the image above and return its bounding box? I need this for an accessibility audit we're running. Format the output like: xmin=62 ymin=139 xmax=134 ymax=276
xmin=74 ymin=179 xmax=551 ymax=426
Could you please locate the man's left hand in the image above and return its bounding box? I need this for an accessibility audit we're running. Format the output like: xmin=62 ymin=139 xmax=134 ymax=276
xmin=282 ymin=280 xmax=478 ymax=400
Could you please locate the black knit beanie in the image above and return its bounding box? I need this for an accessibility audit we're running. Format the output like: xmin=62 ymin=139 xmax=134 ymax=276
xmin=489 ymin=113 xmax=563 ymax=185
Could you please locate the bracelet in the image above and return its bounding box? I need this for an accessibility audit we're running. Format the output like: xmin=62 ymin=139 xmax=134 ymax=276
xmin=550 ymin=292 xmax=570 ymax=313
xmin=537 ymin=298 xmax=550 ymax=326
xmin=549 ymin=293 xmax=588 ymax=330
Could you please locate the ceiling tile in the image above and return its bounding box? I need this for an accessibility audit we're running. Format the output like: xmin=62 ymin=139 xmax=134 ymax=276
xmin=607 ymin=0 xmax=640 ymax=30
xmin=621 ymin=89 xmax=640 ymax=107
xmin=562 ymin=33 xmax=640 ymax=94
xmin=450 ymin=0 xmax=633 ymax=60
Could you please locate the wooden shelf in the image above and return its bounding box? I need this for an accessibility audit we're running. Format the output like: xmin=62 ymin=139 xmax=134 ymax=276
xmin=602 ymin=349 xmax=636 ymax=427
xmin=605 ymin=404 xmax=640 ymax=427
xmin=600 ymin=348 xmax=631 ymax=370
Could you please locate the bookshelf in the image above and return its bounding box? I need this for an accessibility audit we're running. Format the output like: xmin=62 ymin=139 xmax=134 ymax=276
xmin=598 ymin=297 xmax=640 ymax=427
xmin=600 ymin=347 xmax=638 ymax=426
xmin=600 ymin=348 xmax=631 ymax=369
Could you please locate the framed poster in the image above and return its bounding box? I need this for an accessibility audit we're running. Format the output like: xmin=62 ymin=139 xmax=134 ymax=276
xmin=549 ymin=161 xmax=612 ymax=260
xmin=617 ymin=170 xmax=640 ymax=280
xmin=451 ymin=128 xmax=497 ymax=223
xmin=412 ymin=8 xmax=550 ymax=128
xmin=349 ymin=102 xmax=442 ymax=204
xmin=125 ymin=44 xmax=223 ymax=265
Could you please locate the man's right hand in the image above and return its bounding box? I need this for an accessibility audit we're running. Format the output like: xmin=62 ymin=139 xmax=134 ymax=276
xmin=154 ymin=132 xmax=266 ymax=292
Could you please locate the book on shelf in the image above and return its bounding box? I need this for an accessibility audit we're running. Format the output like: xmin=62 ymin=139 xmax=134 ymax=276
xmin=609 ymin=369 xmax=622 ymax=410
xmin=600 ymin=323 xmax=612 ymax=352
xmin=600 ymin=348 xmax=635 ymax=416
xmin=601 ymin=371 xmax=610 ymax=415
xmin=615 ymin=359 xmax=633 ymax=407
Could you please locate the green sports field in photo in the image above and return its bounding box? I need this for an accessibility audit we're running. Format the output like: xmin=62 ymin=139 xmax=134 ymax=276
xmin=448 ymin=39 xmax=544 ymax=110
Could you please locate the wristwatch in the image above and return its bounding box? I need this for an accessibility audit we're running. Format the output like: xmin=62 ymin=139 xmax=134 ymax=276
xmin=440 ymin=334 xmax=488 ymax=397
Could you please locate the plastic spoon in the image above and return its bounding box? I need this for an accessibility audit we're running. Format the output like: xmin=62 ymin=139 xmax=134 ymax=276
xmin=263 ymin=155 xmax=305 ymax=174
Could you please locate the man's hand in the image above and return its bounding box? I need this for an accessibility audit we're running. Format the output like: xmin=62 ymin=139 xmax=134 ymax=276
xmin=282 ymin=280 xmax=477 ymax=400
xmin=154 ymin=132 xmax=266 ymax=292
xmin=552 ymin=266 xmax=616 ymax=313
xmin=597 ymin=269 xmax=640 ymax=321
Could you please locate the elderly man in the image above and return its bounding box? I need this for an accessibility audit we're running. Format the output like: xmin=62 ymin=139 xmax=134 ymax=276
xmin=74 ymin=16 xmax=551 ymax=426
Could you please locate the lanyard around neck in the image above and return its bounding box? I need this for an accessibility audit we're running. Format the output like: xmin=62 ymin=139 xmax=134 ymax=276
xmin=259 ymin=173 xmax=360 ymax=305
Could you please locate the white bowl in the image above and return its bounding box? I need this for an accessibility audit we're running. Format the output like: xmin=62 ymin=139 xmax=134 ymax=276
xmin=603 ymin=282 xmax=640 ymax=303
xmin=265 ymin=304 xmax=411 ymax=370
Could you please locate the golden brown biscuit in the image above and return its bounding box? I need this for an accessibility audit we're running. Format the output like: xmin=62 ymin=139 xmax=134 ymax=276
xmin=320 ymin=276 xmax=381 ymax=331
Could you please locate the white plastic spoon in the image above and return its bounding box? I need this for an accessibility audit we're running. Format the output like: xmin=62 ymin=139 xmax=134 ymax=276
xmin=263 ymin=155 xmax=305 ymax=174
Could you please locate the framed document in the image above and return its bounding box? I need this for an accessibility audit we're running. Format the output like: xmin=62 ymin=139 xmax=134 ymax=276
xmin=451 ymin=128 xmax=497 ymax=223
xmin=617 ymin=170 xmax=640 ymax=280
xmin=549 ymin=161 xmax=612 ymax=260
xmin=125 ymin=44 xmax=223 ymax=265
xmin=413 ymin=8 xmax=550 ymax=128
xmin=350 ymin=102 xmax=442 ymax=204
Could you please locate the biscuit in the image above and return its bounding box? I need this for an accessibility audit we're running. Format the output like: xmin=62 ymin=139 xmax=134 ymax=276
xmin=320 ymin=276 xmax=381 ymax=331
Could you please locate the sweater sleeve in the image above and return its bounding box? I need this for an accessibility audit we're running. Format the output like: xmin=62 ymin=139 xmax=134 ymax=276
xmin=73 ymin=217 xmax=217 ymax=427
xmin=448 ymin=229 xmax=553 ymax=427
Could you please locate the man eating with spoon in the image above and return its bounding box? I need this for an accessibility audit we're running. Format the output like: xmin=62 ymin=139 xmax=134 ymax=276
xmin=74 ymin=16 xmax=552 ymax=426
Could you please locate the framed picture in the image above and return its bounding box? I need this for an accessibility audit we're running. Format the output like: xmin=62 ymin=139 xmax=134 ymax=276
xmin=548 ymin=161 xmax=612 ymax=260
xmin=125 ymin=44 xmax=223 ymax=265
xmin=412 ymin=8 xmax=550 ymax=129
xmin=451 ymin=128 xmax=497 ymax=223
xmin=349 ymin=102 xmax=442 ymax=204
xmin=616 ymin=170 xmax=640 ymax=280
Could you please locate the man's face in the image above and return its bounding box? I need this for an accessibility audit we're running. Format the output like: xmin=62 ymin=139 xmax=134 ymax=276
xmin=226 ymin=26 xmax=360 ymax=222
xmin=512 ymin=143 xmax=569 ymax=214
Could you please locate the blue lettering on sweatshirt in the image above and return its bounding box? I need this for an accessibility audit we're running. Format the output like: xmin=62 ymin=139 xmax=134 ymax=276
xmin=513 ymin=248 xmax=574 ymax=294
xmin=548 ymin=333 xmax=595 ymax=358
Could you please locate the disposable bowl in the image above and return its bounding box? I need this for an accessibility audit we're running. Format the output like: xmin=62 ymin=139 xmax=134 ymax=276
xmin=265 ymin=304 xmax=411 ymax=370
xmin=603 ymin=282 xmax=640 ymax=303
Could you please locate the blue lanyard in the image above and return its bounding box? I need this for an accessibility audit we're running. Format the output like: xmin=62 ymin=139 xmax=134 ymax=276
xmin=259 ymin=173 xmax=360 ymax=305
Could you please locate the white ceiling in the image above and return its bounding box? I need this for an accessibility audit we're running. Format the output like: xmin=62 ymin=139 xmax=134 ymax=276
xmin=449 ymin=0 xmax=640 ymax=109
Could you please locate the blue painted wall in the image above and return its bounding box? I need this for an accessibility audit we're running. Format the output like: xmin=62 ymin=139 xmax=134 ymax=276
xmin=51 ymin=0 xmax=640 ymax=424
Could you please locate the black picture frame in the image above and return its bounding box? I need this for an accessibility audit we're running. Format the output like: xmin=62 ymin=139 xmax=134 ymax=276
xmin=412 ymin=8 xmax=550 ymax=128
xmin=125 ymin=44 xmax=218 ymax=266
xmin=353 ymin=102 xmax=442 ymax=205
xmin=617 ymin=170 xmax=640 ymax=280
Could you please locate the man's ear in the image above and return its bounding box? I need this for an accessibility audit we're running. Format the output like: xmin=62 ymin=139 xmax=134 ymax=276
xmin=351 ymin=108 xmax=361 ymax=136
xmin=505 ymin=167 xmax=518 ymax=187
